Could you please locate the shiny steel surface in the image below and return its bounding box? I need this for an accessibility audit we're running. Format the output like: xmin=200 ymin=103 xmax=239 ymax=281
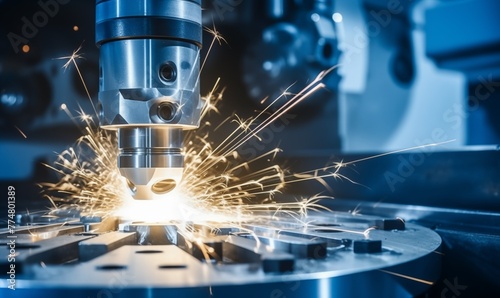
xmin=98 ymin=39 xmax=201 ymax=128
xmin=95 ymin=0 xmax=203 ymax=198
xmin=118 ymin=127 xmax=183 ymax=168
xmin=96 ymin=0 xmax=201 ymax=25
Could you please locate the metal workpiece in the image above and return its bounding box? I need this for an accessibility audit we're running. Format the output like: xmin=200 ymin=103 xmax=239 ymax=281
xmin=4 ymin=212 xmax=442 ymax=298
xmin=375 ymin=218 xmax=406 ymax=231
xmin=353 ymin=239 xmax=383 ymax=254
xmin=78 ymin=232 xmax=137 ymax=261
xmin=0 ymin=234 xmax=94 ymax=276
xmin=244 ymin=233 xmax=328 ymax=259
xmin=0 ymin=223 xmax=84 ymax=238
xmin=224 ymin=235 xmax=296 ymax=273
xmin=95 ymin=0 xmax=203 ymax=199
xmin=177 ymin=233 xmax=225 ymax=262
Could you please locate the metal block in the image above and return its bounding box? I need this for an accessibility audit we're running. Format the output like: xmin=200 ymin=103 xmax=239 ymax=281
xmin=0 ymin=223 xmax=84 ymax=237
xmin=353 ymin=239 xmax=382 ymax=254
xmin=0 ymin=234 xmax=94 ymax=276
xmin=224 ymin=235 xmax=295 ymax=273
xmin=177 ymin=232 xmax=225 ymax=262
xmin=375 ymin=219 xmax=405 ymax=231
xmin=255 ymin=234 xmax=327 ymax=259
xmin=79 ymin=232 xmax=137 ymax=261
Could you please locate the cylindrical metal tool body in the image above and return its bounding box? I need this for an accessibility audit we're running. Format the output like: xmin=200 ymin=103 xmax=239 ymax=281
xmin=95 ymin=0 xmax=202 ymax=199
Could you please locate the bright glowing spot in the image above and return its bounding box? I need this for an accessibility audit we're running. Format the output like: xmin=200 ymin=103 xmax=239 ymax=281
xmin=332 ymin=12 xmax=343 ymax=23
xmin=22 ymin=45 xmax=30 ymax=53
xmin=319 ymin=278 xmax=331 ymax=298
xmin=73 ymin=25 xmax=79 ymax=31
xmin=263 ymin=61 xmax=273 ymax=71
xmin=311 ymin=13 xmax=320 ymax=22
xmin=115 ymin=189 xmax=189 ymax=222
xmin=79 ymin=113 xmax=92 ymax=122
xmin=1 ymin=94 xmax=20 ymax=106
xmin=60 ymin=103 xmax=67 ymax=110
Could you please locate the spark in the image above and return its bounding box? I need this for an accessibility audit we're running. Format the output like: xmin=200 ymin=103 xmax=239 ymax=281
xmin=14 ymin=125 xmax=27 ymax=138
xmin=378 ymin=270 xmax=434 ymax=285
xmin=55 ymin=43 xmax=98 ymax=116
xmin=76 ymin=107 xmax=93 ymax=123
xmin=56 ymin=44 xmax=84 ymax=71
xmin=231 ymin=114 xmax=253 ymax=132
xmin=351 ymin=203 xmax=362 ymax=215
xmin=342 ymin=140 xmax=456 ymax=166
xmin=288 ymin=139 xmax=457 ymax=180
xmin=192 ymin=69 xmax=336 ymax=181
xmin=201 ymin=24 xmax=228 ymax=74
xmin=40 ymin=117 xmax=126 ymax=216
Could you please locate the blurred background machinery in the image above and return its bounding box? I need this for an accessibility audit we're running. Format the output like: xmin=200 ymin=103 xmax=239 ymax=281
xmin=0 ymin=0 xmax=499 ymax=296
